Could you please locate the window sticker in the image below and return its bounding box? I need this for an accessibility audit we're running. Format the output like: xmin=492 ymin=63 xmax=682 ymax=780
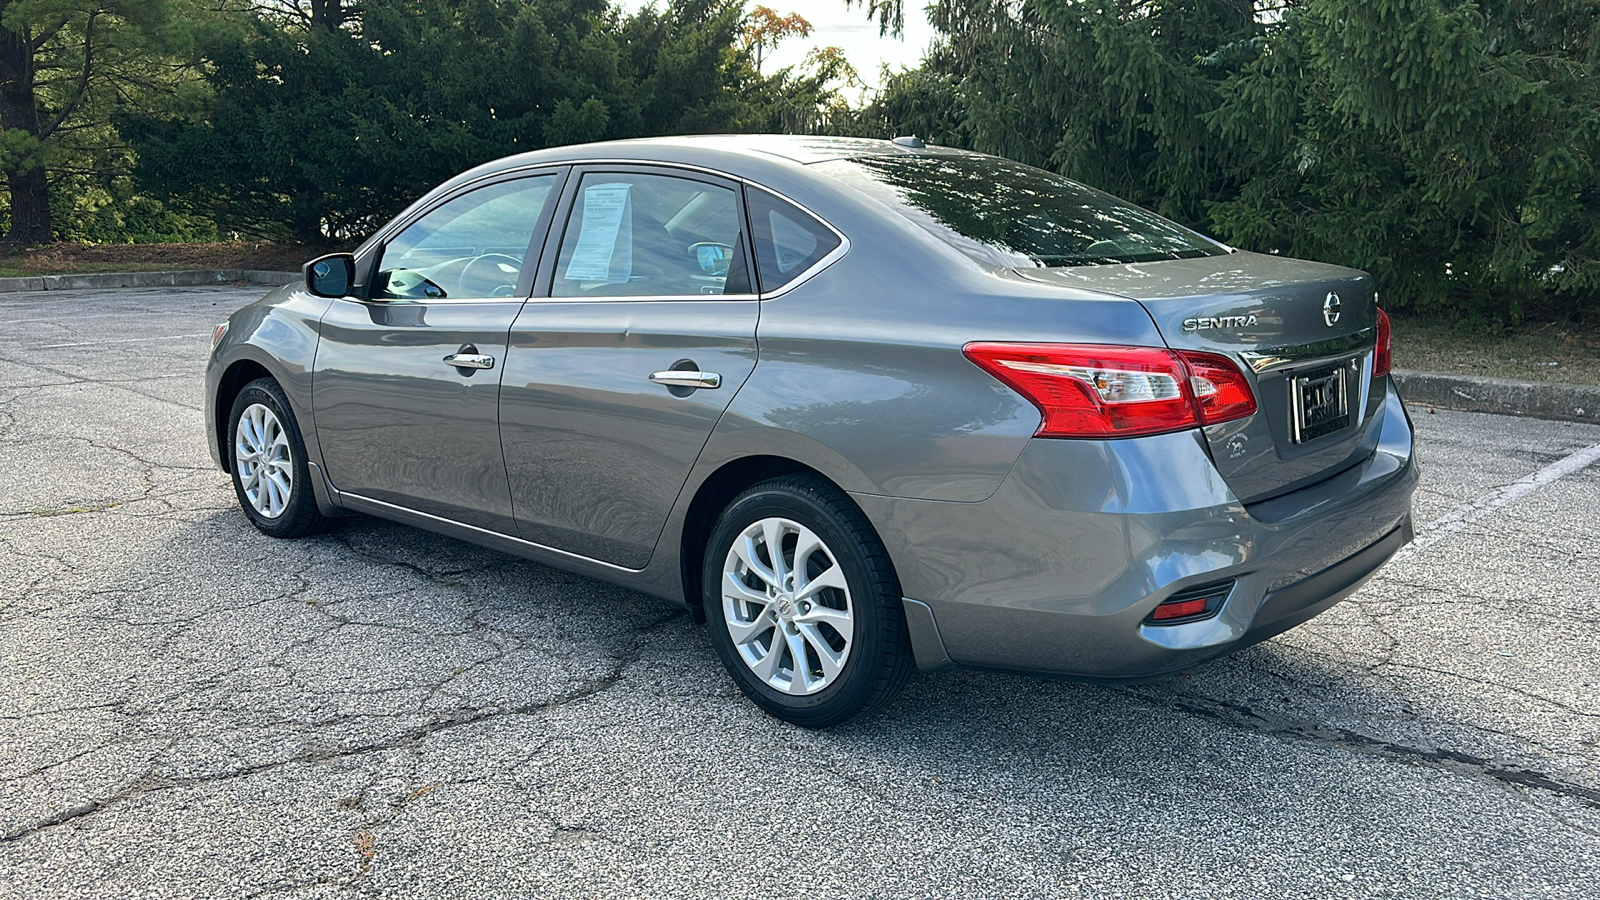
xmin=563 ymin=183 xmax=633 ymax=282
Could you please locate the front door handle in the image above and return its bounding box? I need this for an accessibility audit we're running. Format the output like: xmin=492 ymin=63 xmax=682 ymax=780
xmin=443 ymin=352 xmax=495 ymax=370
xmin=649 ymin=370 xmax=721 ymax=389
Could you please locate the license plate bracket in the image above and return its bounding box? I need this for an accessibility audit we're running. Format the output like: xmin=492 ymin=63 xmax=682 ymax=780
xmin=1291 ymin=362 xmax=1351 ymax=443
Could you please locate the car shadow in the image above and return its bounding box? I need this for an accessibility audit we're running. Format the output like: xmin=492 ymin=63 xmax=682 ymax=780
xmin=327 ymin=515 xmax=1392 ymax=719
xmin=164 ymin=506 xmax=1499 ymax=801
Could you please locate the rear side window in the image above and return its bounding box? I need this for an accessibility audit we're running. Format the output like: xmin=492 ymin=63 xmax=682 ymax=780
xmin=551 ymin=171 xmax=750 ymax=298
xmin=749 ymin=188 xmax=841 ymax=293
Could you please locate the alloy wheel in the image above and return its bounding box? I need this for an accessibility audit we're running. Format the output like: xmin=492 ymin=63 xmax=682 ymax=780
xmin=234 ymin=402 xmax=294 ymax=519
xmin=720 ymin=516 xmax=855 ymax=695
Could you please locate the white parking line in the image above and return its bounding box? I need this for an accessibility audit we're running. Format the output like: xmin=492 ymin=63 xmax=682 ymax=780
xmin=37 ymin=333 xmax=210 ymax=349
xmin=5 ymin=313 xmax=177 ymax=325
xmin=1398 ymin=439 xmax=1600 ymax=560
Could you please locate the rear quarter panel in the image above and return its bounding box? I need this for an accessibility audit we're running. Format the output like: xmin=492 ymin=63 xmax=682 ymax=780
xmin=706 ymin=177 xmax=1170 ymax=503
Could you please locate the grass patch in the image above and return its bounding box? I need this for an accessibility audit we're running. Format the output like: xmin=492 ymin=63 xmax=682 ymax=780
xmin=0 ymin=261 xmax=180 ymax=278
xmin=0 ymin=240 xmax=338 ymax=277
xmin=1392 ymin=316 xmax=1600 ymax=386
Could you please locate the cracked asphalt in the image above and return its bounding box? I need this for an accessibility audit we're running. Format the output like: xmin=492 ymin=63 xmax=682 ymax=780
xmin=2 ymin=285 xmax=1598 ymax=898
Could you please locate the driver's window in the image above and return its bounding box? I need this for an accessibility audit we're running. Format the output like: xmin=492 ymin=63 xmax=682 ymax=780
xmin=551 ymin=172 xmax=748 ymax=298
xmin=374 ymin=175 xmax=557 ymax=300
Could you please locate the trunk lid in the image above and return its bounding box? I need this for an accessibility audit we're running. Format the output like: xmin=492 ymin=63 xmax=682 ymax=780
xmin=1017 ymin=251 xmax=1383 ymax=503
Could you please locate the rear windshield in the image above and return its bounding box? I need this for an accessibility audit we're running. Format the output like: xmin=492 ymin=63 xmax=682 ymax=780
xmin=817 ymin=154 xmax=1227 ymax=268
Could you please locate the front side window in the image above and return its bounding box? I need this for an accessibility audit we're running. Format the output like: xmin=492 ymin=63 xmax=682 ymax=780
xmin=552 ymin=172 xmax=749 ymax=298
xmin=748 ymin=187 xmax=842 ymax=293
xmin=374 ymin=175 xmax=557 ymax=300
xmin=816 ymin=155 xmax=1227 ymax=269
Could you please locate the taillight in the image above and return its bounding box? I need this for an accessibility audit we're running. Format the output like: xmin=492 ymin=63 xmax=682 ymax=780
xmin=962 ymin=343 xmax=1257 ymax=438
xmin=1373 ymin=308 xmax=1392 ymax=378
xmin=1180 ymin=350 xmax=1258 ymax=425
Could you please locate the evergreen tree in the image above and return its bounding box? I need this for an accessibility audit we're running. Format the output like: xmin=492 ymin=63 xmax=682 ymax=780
xmin=0 ymin=0 xmax=191 ymax=243
xmin=1208 ymin=0 xmax=1600 ymax=321
xmin=862 ymin=0 xmax=1600 ymax=322
xmin=852 ymin=1 xmax=1260 ymax=227
xmin=122 ymin=0 xmax=839 ymax=242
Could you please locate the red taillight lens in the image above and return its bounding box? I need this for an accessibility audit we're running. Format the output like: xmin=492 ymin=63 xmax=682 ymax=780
xmin=961 ymin=343 xmax=1191 ymax=437
xmin=1176 ymin=350 xmax=1258 ymax=425
xmin=1373 ymin=308 xmax=1392 ymax=378
xmin=962 ymin=343 xmax=1257 ymax=438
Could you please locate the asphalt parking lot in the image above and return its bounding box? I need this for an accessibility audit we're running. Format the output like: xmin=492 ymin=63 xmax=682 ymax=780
xmin=2 ymin=284 xmax=1598 ymax=898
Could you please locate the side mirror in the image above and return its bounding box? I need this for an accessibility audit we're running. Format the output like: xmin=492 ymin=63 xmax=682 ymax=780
xmin=304 ymin=253 xmax=355 ymax=298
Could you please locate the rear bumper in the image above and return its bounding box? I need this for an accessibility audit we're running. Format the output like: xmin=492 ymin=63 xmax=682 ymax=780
xmin=1239 ymin=516 xmax=1411 ymax=651
xmin=855 ymin=382 xmax=1419 ymax=679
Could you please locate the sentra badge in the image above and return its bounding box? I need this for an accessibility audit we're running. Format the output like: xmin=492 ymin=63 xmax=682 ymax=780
xmin=1181 ymin=314 xmax=1258 ymax=333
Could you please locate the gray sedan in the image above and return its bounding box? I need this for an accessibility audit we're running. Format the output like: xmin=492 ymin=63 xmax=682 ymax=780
xmin=205 ymin=135 xmax=1418 ymax=727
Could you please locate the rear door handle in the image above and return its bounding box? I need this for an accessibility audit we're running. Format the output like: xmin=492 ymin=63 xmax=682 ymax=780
xmin=443 ymin=353 xmax=495 ymax=370
xmin=649 ymin=370 xmax=721 ymax=389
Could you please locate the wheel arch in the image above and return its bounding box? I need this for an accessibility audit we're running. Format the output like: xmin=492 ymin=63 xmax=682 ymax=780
xmin=214 ymin=359 xmax=277 ymax=474
xmin=679 ymin=455 xmax=887 ymax=624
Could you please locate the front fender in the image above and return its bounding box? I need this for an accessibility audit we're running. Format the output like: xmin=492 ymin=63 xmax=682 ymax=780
xmin=205 ymin=285 xmax=339 ymax=511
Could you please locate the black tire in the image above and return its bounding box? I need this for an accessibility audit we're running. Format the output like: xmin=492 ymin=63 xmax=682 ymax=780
xmin=703 ymin=475 xmax=913 ymax=728
xmin=227 ymin=378 xmax=327 ymax=539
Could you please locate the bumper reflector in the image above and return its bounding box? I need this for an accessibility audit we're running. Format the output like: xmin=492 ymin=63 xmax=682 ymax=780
xmin=1151 ymin=598 xmax=1209 ymax=620
xmin=1146 ymin=581 xmax=1234 ymax=625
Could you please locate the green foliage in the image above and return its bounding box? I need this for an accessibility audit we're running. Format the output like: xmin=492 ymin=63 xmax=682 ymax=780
xmin=56 ymin=0 xmax=1598 ymax=327
xmin=863 ymin=0 xmax=1600 ymax=324
xmin=0 ymin=0 xmax=198 ymax=242
xmin=51 ymin=175 xmax=217 ymax=243
xmin=121 ymin=0 xmax=839 ymax=242
xmin=853 ymin=2 xmax=1259 ymax=226
xmin=1207 ymin=0 xmax=1600 ymax=322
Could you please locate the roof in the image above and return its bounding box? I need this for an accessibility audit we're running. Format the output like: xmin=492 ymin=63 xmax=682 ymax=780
xmin=486 ymin=134 xmax=965 ymax=171
xmin=418 ymin=135 xmax=981 ymax=232
xmin=648 ymin=134 xmax=932 ymax=165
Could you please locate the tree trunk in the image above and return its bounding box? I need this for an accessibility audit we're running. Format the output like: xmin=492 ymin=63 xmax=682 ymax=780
xmin=0 ymin=19 xmax=51 ymax=244
xmin=5 ymin=163 xmax=48 ymax=244
xmin=311 ymin=0 xmax=347 ymax=33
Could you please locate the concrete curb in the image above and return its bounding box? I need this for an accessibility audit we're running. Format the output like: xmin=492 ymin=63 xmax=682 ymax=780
xmin=1394 ymin=370 xmax=1600 ymax=425
xmin=0 ymin=269 xmax=298 ymax=293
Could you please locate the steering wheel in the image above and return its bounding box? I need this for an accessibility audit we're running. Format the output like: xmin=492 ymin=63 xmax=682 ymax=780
xmin=459 ymin=253 xmax=523 ymax=298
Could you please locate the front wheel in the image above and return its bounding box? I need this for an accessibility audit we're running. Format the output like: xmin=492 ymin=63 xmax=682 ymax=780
xmin=703 ymin=476 xmax=912 ymax=728
xmin=228 ymin=378 xmax=327 ymax=539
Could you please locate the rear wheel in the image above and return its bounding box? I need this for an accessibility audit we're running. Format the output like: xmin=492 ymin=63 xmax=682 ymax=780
xmin=703 ymin=476 xmax=912 ymax=727
xmin=228 ymin=378 xmax=326 ymax=539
